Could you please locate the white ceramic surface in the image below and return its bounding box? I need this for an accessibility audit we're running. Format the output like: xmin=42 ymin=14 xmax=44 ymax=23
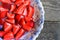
xmin=19 ymin=0 xmax=45 ymax=40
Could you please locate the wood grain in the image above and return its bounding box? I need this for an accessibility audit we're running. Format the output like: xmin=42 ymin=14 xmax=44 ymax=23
xmin=41 ymin=0 xmax=60 ymax=21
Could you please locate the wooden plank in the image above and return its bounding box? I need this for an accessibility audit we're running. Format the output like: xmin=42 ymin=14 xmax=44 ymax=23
xmin=41 ymin=0 xmax=60 ymax=21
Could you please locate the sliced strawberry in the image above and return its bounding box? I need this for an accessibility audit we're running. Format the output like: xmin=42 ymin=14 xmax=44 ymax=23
xmin=0 ymin=6 xmax=8 ymax=11
xmin=4 ymin=22 xmax=12 ymax=32
xmin=15 ymin=14 xmax=23 ymax=22
xmin=6 ymin=19 xmax=15 ymax=24
xmin=28 ymin=6 xmax=34 ymax=18
xmin=0 ymin=0 xmax=12 ymax=4
xmin=13 ymin=24 xmax=21 ymax=35
xmin=23 ymin=24 xmax=32 ymax=31
xmin=15 ymin=5 xmax=25 ymax=15
xmin=26 ymin=21 xmax=34 ymax=27
xmin=25 ymin=17 xmax=32 ymax=21
xmin=7 ymin=13 xmax=15 ymax=19
xmin=23 ymin=8 xmax=27 ymax=16
xmin=10 ymin=4 xmax=16 ymax=12
xmin=0 ymin=31 xmax=5 ymax=37
xmin=15 ymin=0 xmax=30 ymax=15
xmin=11 ymin=0 xmax=16 ymax=2
xmin=19 ymin=18 xmax=26 ymax=26
xmin=4 ymin=32 xmax=14 ymax=39
xmin=0 ymin=11 xmax=7 ymax=18
xmin=15 ymin=28 xmax=25 ymax=40
xmin=15 ymin=0 xmax=24 ymax=6
xmin=2 ymin=2 xmax=11 ymax=9
xmin=0 ymin=19 xmax=4 ymax=24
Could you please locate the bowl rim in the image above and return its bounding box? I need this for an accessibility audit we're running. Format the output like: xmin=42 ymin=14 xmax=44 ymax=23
xmin=19 ymin=0 xmax=45 ymax=40
xmin=32 ymin=0 xmax=45 ymax=40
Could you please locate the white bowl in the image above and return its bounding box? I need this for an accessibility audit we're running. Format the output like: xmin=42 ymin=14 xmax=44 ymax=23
xmin=19 ymin=0 xmax=45 ymax=40
xmin=0 ymin=0 xmax=45 ymax=40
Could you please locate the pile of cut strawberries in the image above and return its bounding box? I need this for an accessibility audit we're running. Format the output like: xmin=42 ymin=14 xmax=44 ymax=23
xmin=0 ymin=0 xmax=34 ymax=40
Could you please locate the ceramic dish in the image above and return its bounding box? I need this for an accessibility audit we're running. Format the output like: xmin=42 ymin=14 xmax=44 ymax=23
xmin=0 ymin=0 xmax=45 ymax=40
xmin=19 ymin=0 xmax=45 ymax=40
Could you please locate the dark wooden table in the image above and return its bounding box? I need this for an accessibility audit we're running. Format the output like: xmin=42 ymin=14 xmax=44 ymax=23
xmin=37 ymin=0 xmax=60 ymax=40
xmin=37 ymin=21 xmax=60 ymax=40
xmin=41 ymin=0 xmax=60 ymax=21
